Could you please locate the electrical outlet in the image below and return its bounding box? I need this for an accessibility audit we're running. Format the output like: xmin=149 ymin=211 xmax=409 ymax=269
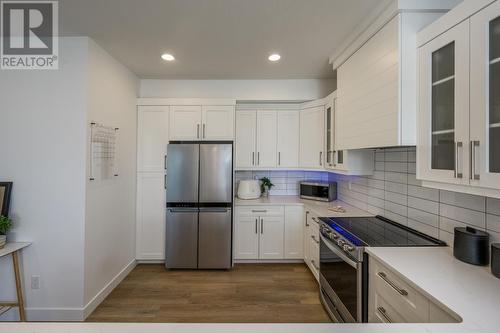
xmin=31 ymin=275 xmax=40 ymax=290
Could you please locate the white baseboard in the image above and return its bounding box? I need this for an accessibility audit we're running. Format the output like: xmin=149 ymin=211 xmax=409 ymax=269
xmin=24 ymin=307 xmax=84 ymax=321
xmin=83 ymin=259 xmax=137 ymax=319
xmin=137 ymin=259 xmax=165 ymax=264
xmin=234 ymin=259 xmax=305 ymax=264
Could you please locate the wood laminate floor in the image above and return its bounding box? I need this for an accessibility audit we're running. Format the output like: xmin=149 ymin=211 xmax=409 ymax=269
xmin=87 ymin=263 xmax=331 ymax=323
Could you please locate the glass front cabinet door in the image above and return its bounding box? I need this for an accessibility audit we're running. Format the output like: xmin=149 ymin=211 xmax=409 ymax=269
xmin=470 ymin=1 xmax=500 ymax=189
xmin=418 ymin=20 xmax=470 ymax=185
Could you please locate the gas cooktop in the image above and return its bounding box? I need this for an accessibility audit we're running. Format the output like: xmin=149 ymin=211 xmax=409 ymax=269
xmin=319 ymin=215 xmax=446 ymax=248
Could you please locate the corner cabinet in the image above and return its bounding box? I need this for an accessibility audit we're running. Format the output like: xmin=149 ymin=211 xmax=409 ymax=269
xmin=300 ymin=103 xmax=325 ymax=169
xmin=417 ymin=1 xmax=500 ymax=198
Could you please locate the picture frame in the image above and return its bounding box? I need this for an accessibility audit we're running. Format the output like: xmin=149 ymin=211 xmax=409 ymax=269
xmin=0 ymin=182 xmax=13 ymax=217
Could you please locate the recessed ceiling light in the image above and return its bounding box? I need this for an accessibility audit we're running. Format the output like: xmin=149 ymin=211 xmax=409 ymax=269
xmin=161 ymin=53 xmax=175 ymax=61
xmin=268 ymin=54 xmax=281 ymax=62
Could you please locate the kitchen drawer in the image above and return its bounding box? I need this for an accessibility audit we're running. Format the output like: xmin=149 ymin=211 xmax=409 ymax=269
xmin=235 ymin=206 xmax=284 ymax=217
xmin=370 ymin=290 xmax=410 ymax=323
xmin=370 ymin=257 xmax=429 ymax=322
xmin=309 ymin=219 xmax=319 ymax=240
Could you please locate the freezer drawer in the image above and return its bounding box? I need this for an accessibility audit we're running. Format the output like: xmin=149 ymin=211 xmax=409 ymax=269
xmin=198 ymin=208 xmax=232 ymax=269
xmin=166 ymin=208 xmax=198 ymax=269
xmin=166 ymin=144 xmax=199 ymax=203
xmin=199 ymin=144 xmax=233 ymax=203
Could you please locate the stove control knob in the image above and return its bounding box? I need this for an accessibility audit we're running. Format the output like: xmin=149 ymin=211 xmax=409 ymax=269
xmin=337 ymin=239 xmax=345 ymax=247
xmin=331 ymin=233 xmax=339 ymax=240
xmin=343 ymin=244 xmax=354 ymax=252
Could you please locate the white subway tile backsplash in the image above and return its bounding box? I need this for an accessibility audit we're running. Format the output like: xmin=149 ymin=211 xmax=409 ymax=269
xmin=375 ymin=162 xmax=385 ymax=171
xmin=408 ymin=207 xmax=439 ymax=228
xmin=408 ymin=185 xmax=439 ymax=202
xmin=368 ymin=187 xmax=385 ymax=199
xmin=385 ymin=172 xmax=408 ymax=184
xmin=439 ymin=204 xmax=486 ymax=229
xmin=385 ymin=201 xmax=407 ymax=217
xmin=408 ymin=218 xmax=439 ymax=238
xmin=439 ymin=216 xmax=470 ymax=234
xmin=408 ymin=196 xmax=439 ymax=215
xmin=385 ymin=151 xmax=408 ymax=162
xmin=440 ymin=190 xmax=485 ymax=212
xmin=487 ymin=214 xmax=500 ymax=233
xmin=375 ymin=151 xmax=385 ymax=162
xmin=385 ymin=162 xmax=407 ymax=173
xmin=385 ymin=191 xmax=407 ymax=206
xmin=384 ymin=210 xmax=408 ymax=225
xmin=439 ymin=230 xmax=454 ymax=246
xmin=487 ymin=197 xmax=500 ymax=216
xmin=407 ymin=174 xmax=422 ymax=186
xmin=408 ymin=162 xmax=416 ymax=175
xmin=371 ymin=171 xmax=385 ymax=181
xmin=385 ymin=182 xmax=408 ymax=195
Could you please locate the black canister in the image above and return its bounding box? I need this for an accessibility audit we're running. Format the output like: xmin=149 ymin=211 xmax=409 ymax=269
xmin=492 ymin=244 xmax=500 ymax=278
xmin=453 ymin=227 xmax=489 ymax=266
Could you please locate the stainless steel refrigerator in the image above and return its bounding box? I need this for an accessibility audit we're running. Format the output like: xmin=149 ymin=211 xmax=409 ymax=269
xmin=165 ymin=142 xmax=233 ymax=269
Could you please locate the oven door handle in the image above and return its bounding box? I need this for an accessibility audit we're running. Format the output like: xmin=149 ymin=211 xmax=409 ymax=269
xmin=320 ymin=234 xmax=358 ymax=268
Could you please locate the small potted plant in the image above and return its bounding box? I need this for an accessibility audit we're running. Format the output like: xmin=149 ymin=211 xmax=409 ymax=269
xmin=260 ymin=177 xmax=274 ymax=197
xmin=0 ymin=215 xmax=12 ymax=249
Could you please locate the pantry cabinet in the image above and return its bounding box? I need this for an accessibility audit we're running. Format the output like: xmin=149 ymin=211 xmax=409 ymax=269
xmin=137 ymin=106 xmax=169 ymax=172
xmin=136 ymin=172 xmax=166 ymax=260
xmin=300 ymin=104 xmax=325 ymax=169
xmin=417 ymin=0 xmax=500 ymax=198
xmin=235 ymin=110 xmax=278 ymax=168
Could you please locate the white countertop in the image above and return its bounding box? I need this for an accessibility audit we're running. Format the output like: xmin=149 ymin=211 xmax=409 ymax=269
xmin=0 ymin=242 xmax=31 ymax=258
xmin=235 ymin=196 xmax=374 ymax=218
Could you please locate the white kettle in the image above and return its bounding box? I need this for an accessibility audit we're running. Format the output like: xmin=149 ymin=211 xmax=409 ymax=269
xmin=237 ymin=180 xmax=261 ymax=200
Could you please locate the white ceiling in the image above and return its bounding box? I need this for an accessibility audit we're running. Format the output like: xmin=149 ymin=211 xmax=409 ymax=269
xmin=59 ymin=0 xmax=385 ymax=79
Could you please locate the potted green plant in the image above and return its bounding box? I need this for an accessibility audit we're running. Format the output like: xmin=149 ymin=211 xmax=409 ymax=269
xmin=0 ymin=215 xmax=12 ymax=249
xmin=260 ymin=177 xmax=274 ymax=197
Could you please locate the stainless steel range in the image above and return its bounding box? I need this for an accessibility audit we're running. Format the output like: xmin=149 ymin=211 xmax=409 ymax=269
xmin=318 ymin=215 xmax=446 ymax=323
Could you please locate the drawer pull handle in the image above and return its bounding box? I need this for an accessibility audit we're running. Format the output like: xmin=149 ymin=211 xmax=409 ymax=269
xmin=311 ymin=235 xmax=319 ymax=244
xmin=378 ymin=272 xmax=408 ymax=296
xmin=251 ymin=210 xmax=267 ymax=213
xmin=377 ymin=307 xmax=392 ymax=323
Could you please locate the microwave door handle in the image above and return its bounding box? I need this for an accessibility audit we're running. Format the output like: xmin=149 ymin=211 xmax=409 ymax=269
xmin=319 ymin=234 xmax=358 ymax=268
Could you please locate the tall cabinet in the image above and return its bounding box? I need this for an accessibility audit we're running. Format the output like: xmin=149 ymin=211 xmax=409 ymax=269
xmin=417 ymin=0 xmax=500 ymax=198
xmin=136 ymin=106 xmax=169 ymax=260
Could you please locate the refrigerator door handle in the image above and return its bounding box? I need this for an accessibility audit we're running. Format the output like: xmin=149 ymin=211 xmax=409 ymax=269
xmin=199 ymin=207 xmax=231 ymax=213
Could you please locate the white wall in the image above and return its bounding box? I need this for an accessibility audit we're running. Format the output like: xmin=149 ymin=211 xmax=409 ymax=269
xmin=140 ymin=79 xmax=336 ymax=101
xmin=0 ymin=37 xmax=89 ymax=321
xmin=83 ymin=40 xmax=139 ymax=316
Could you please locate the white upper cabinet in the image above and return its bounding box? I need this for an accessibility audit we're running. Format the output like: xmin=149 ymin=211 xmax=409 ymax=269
xmin=417 ymin=0 xmax=500 ymax=198
xmin=201 ymin=105 xmax=235 ymax=140
xmin=256 ymin=110 xmax=278 ymax=168
xmin=470 ymin=1 xmax=500 ymax=189
xmin=277 ymin=111 xmax=300 ymax=168
xmin=137 ymin=106 xmax=169 ymax=172
xmin=418 ymin=20 xmax=470 ymax=186
xmin=235 ymin=109 xmax=278 ymax=169
xmin=300 ymin=104 xmax=325 ymax=169
xmin=336 ymin=12 xmax=446 ymax=150
xmin=235 ymin=110 xmax=257 ymax=168
xmin=169 ymin=105 xmax=202 ymax=140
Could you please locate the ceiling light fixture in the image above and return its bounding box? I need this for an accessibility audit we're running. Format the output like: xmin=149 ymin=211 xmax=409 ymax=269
xmin=268 ymin=54 xmax=281 ymax=62
xmin=161 ymin=53 xmax=175 ymax=61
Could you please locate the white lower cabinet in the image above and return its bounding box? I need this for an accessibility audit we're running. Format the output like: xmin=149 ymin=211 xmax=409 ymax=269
xmin=259 ymin=216 xmax=285 ymax=259
xmin=369 ymin=256 xmax=459 ymax=323
xmin=284 ymin=206 xmax=304 ymax=259
xmin=234 ymin=205 xmax=304 ymax=260
xmin=136 ymin=172 xmax=166 ymax=260
xmin=304 ymin=209 xmax=320 ymax=281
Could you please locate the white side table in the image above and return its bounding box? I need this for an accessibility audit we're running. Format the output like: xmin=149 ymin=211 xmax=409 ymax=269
xmin=0 ymin=242 xmax=31 ymax=321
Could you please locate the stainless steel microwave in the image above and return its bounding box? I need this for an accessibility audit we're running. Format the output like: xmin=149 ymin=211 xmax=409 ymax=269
xmin=299 ymin=181 xmax=337 ymax=202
